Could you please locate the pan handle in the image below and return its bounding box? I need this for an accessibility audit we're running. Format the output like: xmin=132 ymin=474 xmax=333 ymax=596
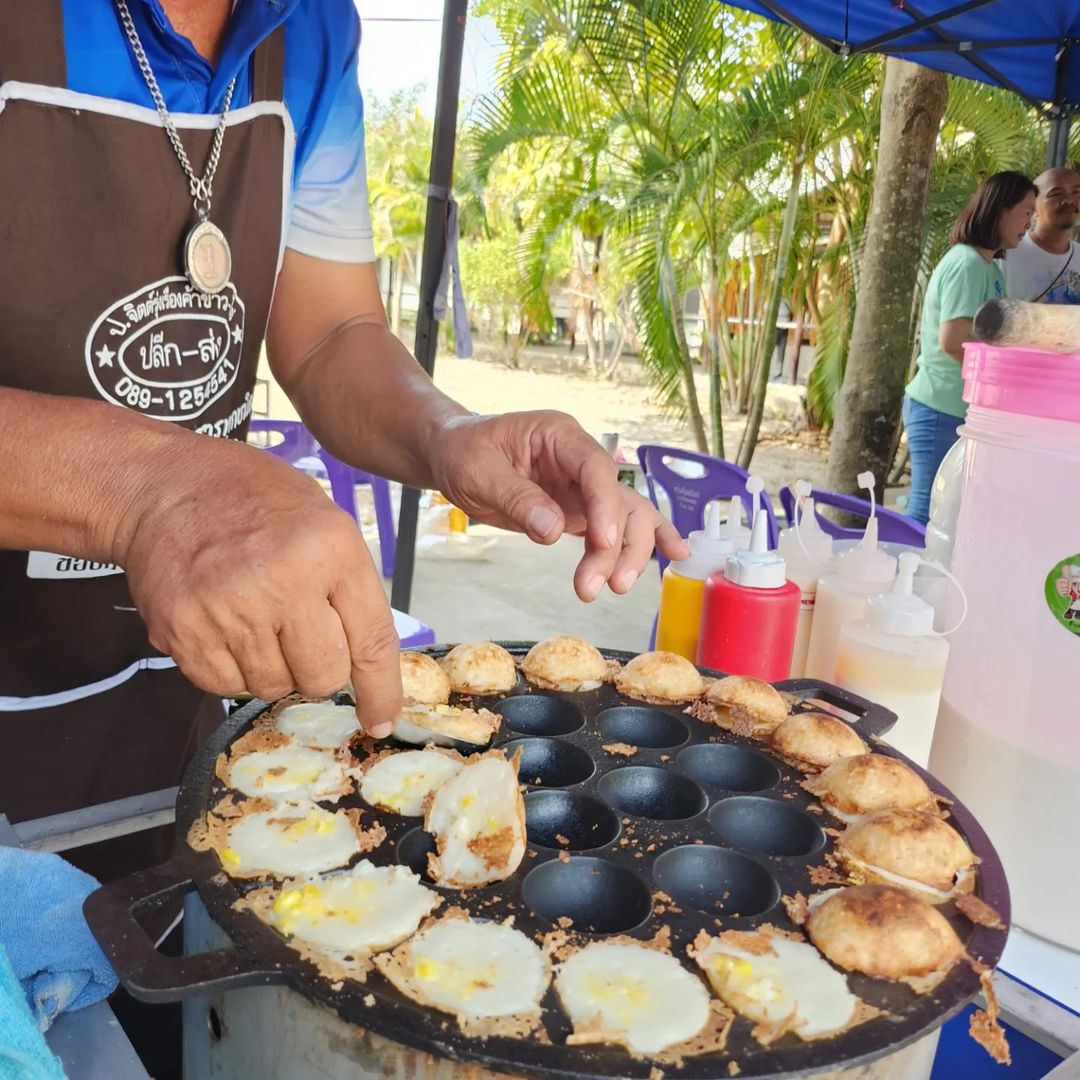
xmin=83 ymin=856 xmax=286 ymax=1003
xmin=776 ymin=678 xmax=898 ymax=739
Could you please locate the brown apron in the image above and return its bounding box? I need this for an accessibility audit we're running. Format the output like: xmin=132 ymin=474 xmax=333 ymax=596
xmin=0 ymin=1 xmax=291 ymax=878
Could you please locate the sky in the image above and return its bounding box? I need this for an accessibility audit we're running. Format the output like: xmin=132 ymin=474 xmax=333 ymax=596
xmin=354 ymin=1 xmax=504 ymax=118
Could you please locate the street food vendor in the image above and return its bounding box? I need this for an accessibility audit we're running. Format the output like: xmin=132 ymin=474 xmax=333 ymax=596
xmin=0 ymin=0 xmax=685 ymax=875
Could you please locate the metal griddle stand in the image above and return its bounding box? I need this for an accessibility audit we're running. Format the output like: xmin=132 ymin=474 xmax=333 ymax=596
xmin=8 ymin=786 xmax=1080 ymax=1078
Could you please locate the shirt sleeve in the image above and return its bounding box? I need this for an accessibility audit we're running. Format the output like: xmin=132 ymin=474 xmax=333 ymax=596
xmin=285 ymin=6 xmax=376 ymax=263
xmin=937 ymin=249 xmax=997 ymax=323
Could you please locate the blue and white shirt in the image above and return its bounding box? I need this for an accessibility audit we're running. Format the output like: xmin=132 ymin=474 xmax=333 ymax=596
xmin=61 ymin=0 xmax=375 ymax=263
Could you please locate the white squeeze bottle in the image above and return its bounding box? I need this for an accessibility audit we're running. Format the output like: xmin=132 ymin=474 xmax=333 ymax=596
xmin=834 ymin=553 xmax=952 ymax=768
xmin=776 ymin=481 xmax=834 ymax=678
xmin=803 ymin=473 xmax=897 ymax=683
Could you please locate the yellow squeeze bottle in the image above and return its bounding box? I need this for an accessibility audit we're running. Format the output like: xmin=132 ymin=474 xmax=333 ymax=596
xmin=656 ymin=500 xmax=743 ymax=661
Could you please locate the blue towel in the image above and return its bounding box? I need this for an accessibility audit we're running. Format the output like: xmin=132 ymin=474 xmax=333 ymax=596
xmin=0 ymin=849 xmax=118 ymax=1031
xmin=0 ymin=945 xmax=66 ymax=1080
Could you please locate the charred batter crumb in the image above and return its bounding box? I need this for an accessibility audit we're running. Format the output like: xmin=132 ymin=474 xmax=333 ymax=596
xmin=619 ymin=838 xmax=630 ymax=847
xmin=782 ymin=791 xmax=796 ymax=799
xmin=634 ymin=852 xmax=644 ymax=859
xmin=654 ymin=890 xmax=673 ymax=904
xmin=660 ymin=755 xmax=670 ymax=762
xmin=782 ymin=892 xmax=810 ymax=926
xmin=955 ymin=893 xmax=1006 ymax=930
xmin=541 ymin=928 xmax=577 ymax=963
xmin=808 ymin=865 xmax=849 ymax=887
xmin=466 ymin=826 xmax=516 ymax=869
xmin=555 ymin=833 xmax=570 ymax=847
xmin=646 ymin=843 xmax=657 ymax=852
xmin=558 ymin=851 xmax=570 ymax=864
xmin=527 ymin=849 xmax=538 ymax=858
xmin=601 ymin=742 xmax=638 ymax=756
xmin=806 ymin=804 xmax=823 ymax=815
xmin=330 ymin=980 xmax=344 ymax=991
xmin=728 ymin=1063 xmax=741 ymax=1077
xmin=363 ymin=994 xmax=375 ymax=1007
xmin=969 ymin=968 xmax=1011 ymax=1064
xmin=351 ymin=812 xmax=387 ymax=855
xmin=556 ymin=917 xmax=574 ymax=929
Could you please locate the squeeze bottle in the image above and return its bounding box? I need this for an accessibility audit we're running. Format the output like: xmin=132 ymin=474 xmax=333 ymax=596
xmin=834 ymin=553 xmax=951 ymax=768
xmin=776 ymin=482 xmax=834 ymax=678
xmin=696 ymin=478 xmax=800 ymax=680
xmin=803 ymin=474 xmax=897 ymax=682
xmin=655 ymin=501 xmax=739 ymax=661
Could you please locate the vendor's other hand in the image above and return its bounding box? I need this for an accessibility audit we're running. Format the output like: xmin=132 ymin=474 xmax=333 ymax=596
xmin=121 ymin=441 xmax=401 ymax=737
xmin=430 ymin=412 xmax=688 ymax=601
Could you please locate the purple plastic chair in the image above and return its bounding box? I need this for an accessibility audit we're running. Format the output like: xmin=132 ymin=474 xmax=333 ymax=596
xmin=248 ymin=419 xmax=398 ymax=579
xmin=636 ymin=445 xmax=780 ymax=575
xmin=637 ymin=444 xmax=780 ymax=651
xmin=778 ymin=485 xmax=926 ymax=548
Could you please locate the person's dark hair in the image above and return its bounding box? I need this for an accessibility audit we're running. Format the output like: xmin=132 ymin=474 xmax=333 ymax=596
xmin=949 ymin=171 xmax=1038 ymax=250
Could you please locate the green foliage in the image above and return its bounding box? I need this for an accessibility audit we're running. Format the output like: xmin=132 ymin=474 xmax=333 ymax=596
xmin=365 ymin=5 xmax=1057 ymax=450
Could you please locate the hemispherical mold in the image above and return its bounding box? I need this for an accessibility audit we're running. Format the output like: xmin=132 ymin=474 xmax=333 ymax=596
xmin=598 ymin=766 xmax=707 ymax=821
xmin=522 ymin=856 xmax=651 ymax=933
xmin=503 ymin=737 xmax=594 ymax=788
xmin=495 ymin=695 xmax=584 ymax=737
xmin=653 ymin=845 xmax=780 ymax=917
xmin=676 ymin=744 xmax=780 ymax=793
xmin=596 ymin=704 xmax=686 ymax=747
xmin=396 ymin=828 xmax=438 ymax=882
xmin=596 ymin=707 xmax=690 ymax=749
xmin=708 ymin=796 xmax=826 ymax=857
xmin=524 ymin=791 xmax=619 ymax=851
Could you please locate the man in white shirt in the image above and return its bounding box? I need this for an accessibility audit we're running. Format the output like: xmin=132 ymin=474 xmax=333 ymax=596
xmin=1006 ymin=166 xmax=1080 ymax=303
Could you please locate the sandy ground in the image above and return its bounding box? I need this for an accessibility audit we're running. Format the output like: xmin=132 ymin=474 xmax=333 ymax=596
xmin=257 ymin=340 xmax=832 ymax=646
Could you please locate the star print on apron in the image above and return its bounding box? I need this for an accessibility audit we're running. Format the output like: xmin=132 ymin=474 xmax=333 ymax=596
xmin=0 ymin=0 xmax=293 ymax=878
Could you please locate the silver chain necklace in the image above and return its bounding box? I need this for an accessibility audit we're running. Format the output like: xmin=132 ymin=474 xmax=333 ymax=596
xmin=115 ymin=0 xmax=236 ymax=294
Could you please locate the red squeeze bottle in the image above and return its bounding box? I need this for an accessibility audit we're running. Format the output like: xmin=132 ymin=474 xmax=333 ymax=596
xmin=696 ymin=479 xmax=800 ymax=681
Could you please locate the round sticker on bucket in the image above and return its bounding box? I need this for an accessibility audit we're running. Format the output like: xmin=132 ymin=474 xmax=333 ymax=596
xmin=1045 ymin=557 xmax=1080 ymax=638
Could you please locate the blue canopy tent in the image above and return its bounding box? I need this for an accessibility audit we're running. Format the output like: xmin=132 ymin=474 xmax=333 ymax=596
xmin=722 ymin=0 xmax=1080 ymax=164
xmin=390 ymin=0 xmax=1080 ymax=614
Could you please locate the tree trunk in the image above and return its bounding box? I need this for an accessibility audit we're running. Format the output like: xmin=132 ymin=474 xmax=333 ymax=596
xmin=661 ymin=257 xmax=709 ymax=454
xmin=738 ymin=157 xmax=804 ymax=470
xmin=826 ymin=59 xmax=948 ymax=495
xmin=705 ymin=260 xmax=726 ymax=459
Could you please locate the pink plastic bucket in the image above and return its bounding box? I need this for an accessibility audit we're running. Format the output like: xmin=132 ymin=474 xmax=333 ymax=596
xmin=930 ymin=342 xmax=1080 ymax=950
xmin=963 ymin=341 xmax=1080 ymax=422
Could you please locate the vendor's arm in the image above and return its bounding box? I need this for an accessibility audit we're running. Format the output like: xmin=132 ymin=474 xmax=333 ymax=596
xmin=0 ymin=387 xmax=401 ymax=732
xmin=267 ymin=253 xmax=688 ymax=601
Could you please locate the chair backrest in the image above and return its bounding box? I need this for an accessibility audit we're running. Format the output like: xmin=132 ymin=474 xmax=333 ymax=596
xmin=636 ymin=444 xmax=780 ymax=575
xmin=778 ymin=485 xmax=926 ymax=548
xmin=248 ymin=419 xmax=320 ymax=465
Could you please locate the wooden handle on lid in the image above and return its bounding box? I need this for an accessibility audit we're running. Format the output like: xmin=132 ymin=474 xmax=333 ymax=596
xmin=974 ymin=298 xmax=1080 ymax=353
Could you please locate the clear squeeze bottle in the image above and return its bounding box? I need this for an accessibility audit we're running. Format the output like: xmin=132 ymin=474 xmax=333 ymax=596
xmin=696 ymin=478 xmax=800 ymax=680
xmin=834 ymin=553 xmax=952 ymax=768
xmin=803 ymin=473 xmax=897 ymax=683
xmin=777 ymin=481 xmax=835 ymax=678
xmin=655 ymin=501 xmax=740 ymax=661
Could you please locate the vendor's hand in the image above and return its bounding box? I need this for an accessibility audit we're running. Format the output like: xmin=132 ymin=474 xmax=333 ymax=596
xmin=1056 ymin=576 xmax=1070 ymax=598
xmin=429 ymin=412 xmax=688 ymax=601
xmin=121 ymin=440 xmax=401 ymax=737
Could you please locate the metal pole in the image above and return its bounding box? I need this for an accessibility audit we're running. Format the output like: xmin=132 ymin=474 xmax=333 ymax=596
xmin=1047 ymin=114 xmax=1073 ymax=168
xmin=390 ymin=0 xmax=468 ymax=615
xmin=1046 ymin=44 xmax=1074 ymax=169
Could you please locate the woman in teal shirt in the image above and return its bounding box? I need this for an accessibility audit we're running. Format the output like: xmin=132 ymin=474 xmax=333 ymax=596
xmin=904 ymin=171 xmax=1037 ymax=523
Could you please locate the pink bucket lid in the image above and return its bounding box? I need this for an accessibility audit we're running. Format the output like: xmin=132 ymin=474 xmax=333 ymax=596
xmin=963 ymin=342 xmax=1080 ymax=423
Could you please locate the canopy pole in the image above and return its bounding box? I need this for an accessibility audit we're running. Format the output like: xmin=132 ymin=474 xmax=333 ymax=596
xmin=1046 ymin=44 xmax=1073 ymax=169
xmin=390 ymin=0 xmax=468 ymax=616
xmin=1047 ymin=115 xmax=1073 ymax=168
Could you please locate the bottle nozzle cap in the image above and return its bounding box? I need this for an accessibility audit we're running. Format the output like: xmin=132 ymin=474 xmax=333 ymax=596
xmin=866 ymin=552 xmax=935 ymax=635
xmin=724 ymin=477 xmax=787 ymax=588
